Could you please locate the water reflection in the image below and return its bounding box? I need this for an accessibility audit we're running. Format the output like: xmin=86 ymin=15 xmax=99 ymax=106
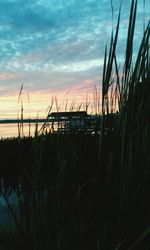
xmin=0 ymin=122 xmax=44 ymax=139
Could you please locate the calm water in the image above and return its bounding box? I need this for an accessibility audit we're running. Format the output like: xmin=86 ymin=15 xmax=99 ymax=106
xmin=0 ymin=192 xmax=19 ymax=225
xmin=0 ymin=122 xmax=45 ymax=138
xmin=0 ymin=122 xmax=46 ymax=224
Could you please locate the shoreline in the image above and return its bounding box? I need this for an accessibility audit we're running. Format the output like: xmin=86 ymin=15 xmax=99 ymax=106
xmin=0 ymin=118 xmax=47 ymax=124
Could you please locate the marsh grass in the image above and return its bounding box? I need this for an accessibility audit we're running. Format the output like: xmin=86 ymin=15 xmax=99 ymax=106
xmin=98 ymin=0 xmax=150 ymax=248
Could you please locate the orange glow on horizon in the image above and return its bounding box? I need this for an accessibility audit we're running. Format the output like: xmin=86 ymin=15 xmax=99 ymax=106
xmin=0 ymin=85 xmax=103 ymax=120
xmin=0 ymin=80 xmax=120 ymax=120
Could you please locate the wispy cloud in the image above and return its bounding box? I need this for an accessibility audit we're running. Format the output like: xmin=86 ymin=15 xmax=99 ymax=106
xmin=0 ymin=0 xmax=149 ymax=117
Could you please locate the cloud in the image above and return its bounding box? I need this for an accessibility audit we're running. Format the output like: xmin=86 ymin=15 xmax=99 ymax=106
xmin=0 ymin=0 xmax=105 ymax=70
xmin=0 ymin=0 xmax=149 ymax=101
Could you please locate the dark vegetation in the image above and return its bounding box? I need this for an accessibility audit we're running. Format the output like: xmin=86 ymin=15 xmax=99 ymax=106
xmin=0 ymin=0 xmax=150 ymax=249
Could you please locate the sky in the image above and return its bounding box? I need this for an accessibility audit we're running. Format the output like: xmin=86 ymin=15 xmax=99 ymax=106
xmin=0 ymin=0 xmax=149 ymax=119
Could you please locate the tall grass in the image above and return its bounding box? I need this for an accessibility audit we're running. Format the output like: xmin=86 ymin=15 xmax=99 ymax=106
xmin=100 ymin=0 xmax=150 ymax=248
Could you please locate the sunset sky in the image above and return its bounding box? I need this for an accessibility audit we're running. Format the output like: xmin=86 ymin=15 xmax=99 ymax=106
xmin=0 ymin=0 xmax=149 ymax=119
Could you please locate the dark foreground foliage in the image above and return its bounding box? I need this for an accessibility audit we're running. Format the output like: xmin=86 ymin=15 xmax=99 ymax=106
xmin=0 ymin=125 xmax=149 ymax=250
